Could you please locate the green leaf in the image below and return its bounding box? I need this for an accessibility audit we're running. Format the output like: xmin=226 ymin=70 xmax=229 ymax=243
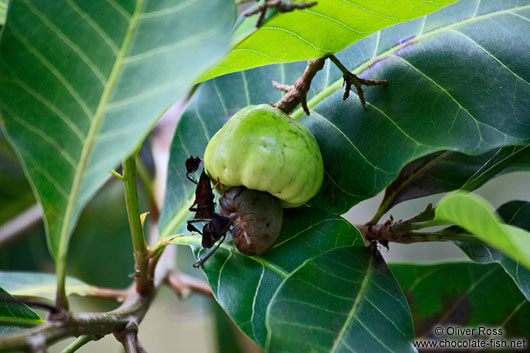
xmin=162 ymin=0 xmax=530 ymax=225
xmin=0 ymin=0 xmax=235 ymax=264
xmin=167 ymin=208 xmax=363 ymax=347
xmin=0 ymin=0 xmax=7 ymax=26
xmin=0 ymin=272 xmax=98 ymax=302
xmin=379 ymin=145 xmax=530 ymax=211
xmin=460 ymin=145 xmax=530 ymax=191
xmin=201 ymin=0 xmax=460 ymax=81
xmin=435 ymin=192 xmax=530 ymax=270
xmin=212 ymin=301 xmax=245 ymax=353
xmin=265 ymin=246 xmax=415 ymax=353
xmin=391 ymin=262 xmax=530 ymax=339
xmin=0 ymin=287 xmax=43 ymax=334
xmin=452 ymin=200 xmax=530 ymax=301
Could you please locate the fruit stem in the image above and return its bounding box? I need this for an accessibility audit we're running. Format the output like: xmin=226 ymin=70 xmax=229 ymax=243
xmin=273 ymin=57 xmax=326 ymax=115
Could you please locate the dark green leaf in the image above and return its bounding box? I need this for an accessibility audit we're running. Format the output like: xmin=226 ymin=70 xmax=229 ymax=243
xmin=435 ymin=192 xmax=530 ymax=269
xmin=0 ymin=287 xmax=43 ymax=334
xmin=167 ymin=208 xmax=363 ymax=347
xmin=0 ymin=131 xmax=35 ymax=225
xmin=380 ymin=145 xmax=530 ymax=211
xmin=452 ymin=200 xmax=530 ymax=301
xmin=212 ymin=301 xmax=245 ymax=353
xmin=162 ymin=0 xmax=530 ymax=228
xmin=461 ymin=145 xmax=530 ymax=191
xmin=391 ymin=262 xmax=530 ymax=339
xmin=67 ymin=180 xmax=134 ymax=289
xmin=266 ymin=246 xmax=415 ymax=353
xmin=0 ymin=272 xmax=98 ymax=302
xmin=0 ymin=0 xmax=235 ymax=270
xmin=201 ymin=0 xmax=460 ymax=81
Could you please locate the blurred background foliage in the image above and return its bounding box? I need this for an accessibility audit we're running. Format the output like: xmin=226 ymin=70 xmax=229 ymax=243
xmin=2 ymin=118 xmax=529 ymax=352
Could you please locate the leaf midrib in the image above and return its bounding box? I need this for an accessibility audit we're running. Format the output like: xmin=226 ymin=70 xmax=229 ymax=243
xmin=291 ymin=4 xmax=530 ymax=120
xmin=56 ymin=0 xmax=144 ymax=267
xmin=330 ymin=253 xmax=373 ymax=353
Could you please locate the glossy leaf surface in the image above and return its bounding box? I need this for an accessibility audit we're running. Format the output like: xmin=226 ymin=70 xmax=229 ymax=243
xmin=0 ymin=0 xmax=235 ymax=266
xmin=167 ymin=208 xmax=363 ymax=347
xmin=391 ymin=262 xmax=530 ymax=339
xmin=201 ymin=0 xmax=459 ymax=81
xmin=266 ymin=246 xmax=415 ymax=353
xmin=0 ymin=287 xmax=43 ymax=335
xmin=162 ymin=0 xmax=530 ymax=229
xmin=452 ymin=200 xmax=530 ymax=301
xmin=435 ymin=192 xmax=530 ymax=269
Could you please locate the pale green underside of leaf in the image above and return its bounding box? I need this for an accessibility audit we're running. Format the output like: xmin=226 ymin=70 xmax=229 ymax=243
xmin=435 ymin=192 xmax=530 ymax=270
xmin=160 ymin=0 xmax=530 ymax=235
xmin=0 ymin=272 xmax=98 ymax=302
xmin=265 ymin=246 xmax=415 ymax=353
xmin=453 ymin=200 xmax=530 ymax=301
xmin=0 ymin=287 xmax=43 ymax=333
xmin=169 ymin=208 xmax=363 ymax=348
xmin=200 ymin=0 xmax=460 ymax=81
xmin=0 ymin=0 xmax=235 ymax=263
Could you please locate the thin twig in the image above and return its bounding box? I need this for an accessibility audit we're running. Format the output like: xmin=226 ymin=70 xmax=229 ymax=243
xmin=115 ymin=323 xmax=140 ymax=353
xmin=272 ymin=80 xmax=293 ymax=92
xmin=61 ymin=335 xmax=93 ymax=353
xmin=88 ymin=287 xmax=130 ymax=303
xmin=165 ymin=271 xmax=212 ymax=298
xmin=0 ymin=204 xmax=42 ymax=248
xmin=328 ymin=55 xmax=387 ymax=109
xmin=356 ymin=223 xmax=478 ymax=245
xmin=273 ymin=57 xmax=326 ymax=115
xmin=245 ymin=0 xmax=317 ymax=27
xmin=111 ymin=170 xmax=124 ymax=181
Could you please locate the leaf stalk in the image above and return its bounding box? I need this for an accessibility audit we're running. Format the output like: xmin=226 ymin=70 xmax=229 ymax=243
xmin=122 ymin=149 xmax=151 ymax=295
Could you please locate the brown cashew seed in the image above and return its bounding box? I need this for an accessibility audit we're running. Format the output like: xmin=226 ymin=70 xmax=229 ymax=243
xmin=220 ymin=187 xmax=283 ymax=256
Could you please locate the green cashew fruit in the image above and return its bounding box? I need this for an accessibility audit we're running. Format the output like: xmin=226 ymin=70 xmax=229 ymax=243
xmin=204 ymin=104 xmax=324 ymax=207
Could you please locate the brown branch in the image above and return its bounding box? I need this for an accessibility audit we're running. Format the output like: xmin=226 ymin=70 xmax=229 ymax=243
xmin=271 ymin=80 xmax=293 ymax=93
xmin=328 ymin=55 xmax=387 ymax=109
xmin=356 ymin=223 xmax=480 ymax=246
xmin=165 ymin=271 xmax=212 ymax=298
xmin=273 ymin=57 xmax=326 ymax=115
xmin=0 ymin=289 xmax=154 ymax=352
xmin=86 ymin=287 xmax=130 ymax=303
xmin=115 ymin=323 xmax=147 ymax=353
xmin=245 ymin=0 xmax=317 ymax=27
